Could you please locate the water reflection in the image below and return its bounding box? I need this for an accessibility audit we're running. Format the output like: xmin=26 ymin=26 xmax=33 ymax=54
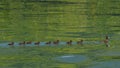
xmin=54 ymin=55 xmax=88 ymax=63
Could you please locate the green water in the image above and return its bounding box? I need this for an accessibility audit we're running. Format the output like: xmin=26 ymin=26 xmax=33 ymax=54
xmin=0 ymin=0 xmax=120 ymax=42
xmin=0 ymin=1 xmax=120 ymax=68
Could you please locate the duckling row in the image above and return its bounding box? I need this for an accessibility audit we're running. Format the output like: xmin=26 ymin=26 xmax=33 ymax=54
xmin=8 ymin=40 xmax=84 ymax=47
xmin=8 ymin=35 xmax=110 ymax=47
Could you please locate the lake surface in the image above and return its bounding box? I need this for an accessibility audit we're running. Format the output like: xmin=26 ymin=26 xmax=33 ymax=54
xmin=0 ymin=1 xmax=120 ymax=67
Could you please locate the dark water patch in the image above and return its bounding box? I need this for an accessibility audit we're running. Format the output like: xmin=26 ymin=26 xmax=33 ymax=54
xmin=112 ymin=56 xmax=120 ymax=59
xmin=20 ymin=0 xmax=91 ymax=5
xmin=111 ymin=25 xmax=120 ymax=27
xmin=54 ymin=55 xmax=88 ymax=63
xmin=38 ymin=1 xmax=77 ymax=4
xmin=0 ymin=8 xmax=25 ymax=10
xmin=21 ymin=0 xmax=77 ymax=4
xmin=0 ymin=7 xmax=5 ymax=10
xmin=95 ymin=13 xmax=120 ymax=16
xmin=50 ymin=24 xmax=80 ymax=26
